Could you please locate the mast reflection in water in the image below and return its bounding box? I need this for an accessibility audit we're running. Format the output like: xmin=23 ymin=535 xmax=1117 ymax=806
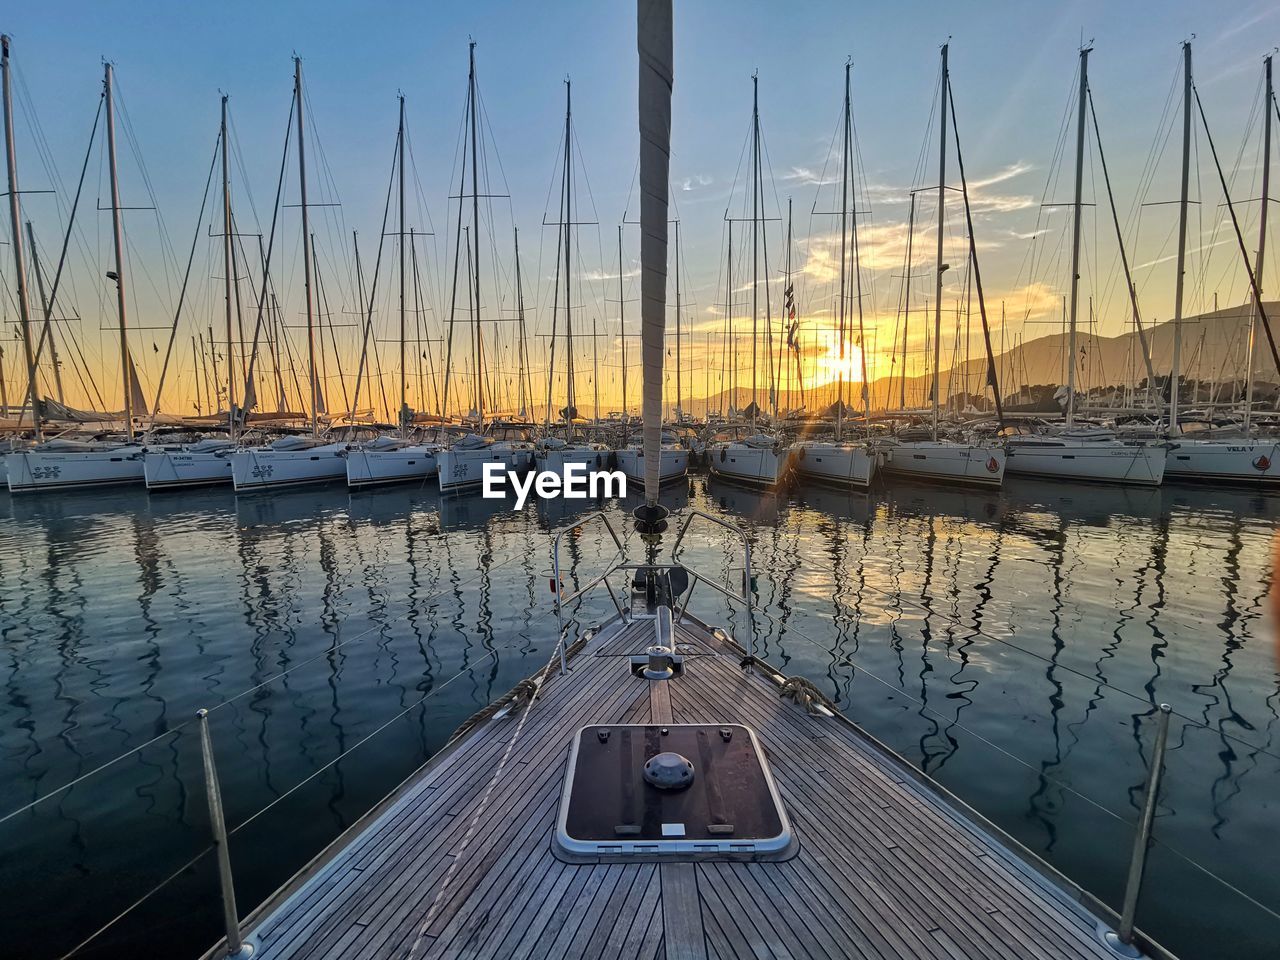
xmin=0 ymin=478 xmax=1276 ymax=959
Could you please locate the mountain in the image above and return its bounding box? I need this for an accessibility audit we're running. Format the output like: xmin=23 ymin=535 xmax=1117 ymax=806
xmin=677 ymin=300 xmax=1279 ymax=416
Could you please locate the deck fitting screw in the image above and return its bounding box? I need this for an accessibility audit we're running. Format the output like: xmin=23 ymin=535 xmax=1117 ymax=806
xmin=597 ymin=729 xmax=611 ymax=743
xmin=661 ymin=727 xmax=669 ymax=735
xmin=719 ymin=729 xmax=732 ymax=742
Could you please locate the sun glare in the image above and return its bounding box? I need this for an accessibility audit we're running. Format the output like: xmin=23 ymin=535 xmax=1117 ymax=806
xmin=811 ymin=333 xmax=864 ymax=385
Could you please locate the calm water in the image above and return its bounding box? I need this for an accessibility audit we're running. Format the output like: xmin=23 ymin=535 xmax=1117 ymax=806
xmin=1 ymin=475 xmax=1277 ymax=958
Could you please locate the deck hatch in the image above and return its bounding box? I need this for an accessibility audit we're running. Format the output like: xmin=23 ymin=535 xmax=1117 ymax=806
xmin=554 ymin=723 xmax=793 ymax=861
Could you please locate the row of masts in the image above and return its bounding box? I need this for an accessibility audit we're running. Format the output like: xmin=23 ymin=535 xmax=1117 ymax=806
xmin=3 ymin=40 xmax=1276 ymax=438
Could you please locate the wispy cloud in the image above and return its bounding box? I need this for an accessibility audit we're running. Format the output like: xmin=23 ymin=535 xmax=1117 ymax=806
xmin=583 ymin=267 xmax=640 ymax=282
xmin=783 ymin=166 xmax=840 ymax=187
xmin=1134 ymin=238 xmax=1232 ymax=271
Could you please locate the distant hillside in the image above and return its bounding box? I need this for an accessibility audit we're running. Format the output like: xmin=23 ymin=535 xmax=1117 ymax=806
xmin=675 ymin=301 xmax=1278 ymax=416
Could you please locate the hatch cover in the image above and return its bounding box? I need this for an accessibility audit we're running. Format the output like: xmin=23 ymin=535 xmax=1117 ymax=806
xmin=554 ymin=723 xmax=794 ymax=861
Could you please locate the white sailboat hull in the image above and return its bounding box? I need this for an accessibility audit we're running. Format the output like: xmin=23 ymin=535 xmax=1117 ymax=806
xmin=438 ymin=444 xmax=528 ymax=494
xmin=6 ymin=446 xmax=145 ymax=493
xmin=1004 ymin=439 xmax=1164 ymax=486
xmin=534 ymin=448 xmax=610 ymax=475
xmin=1163 ymin=438 xmax=1280 ymax=485
xmin=344 ymin=445 xmax=439 ymax=489
xmin=615 ymin=447 xmax=689 ymax=485
xmin=143 ymin=448 xmax=233 ymax=490
xmin=880 ymin=441 xmax=1005 ymax=487
xmin=708 ymin=444 xmax=791 ymax=488
xmin=231 ymin=443 xmax=350 ymax=492
xmin=794 ymin=443 xmax=877 ymax=489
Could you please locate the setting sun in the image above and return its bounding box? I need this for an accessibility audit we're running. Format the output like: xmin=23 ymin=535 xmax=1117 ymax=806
xmin=810 ymin=331 xmax=865 ymax=386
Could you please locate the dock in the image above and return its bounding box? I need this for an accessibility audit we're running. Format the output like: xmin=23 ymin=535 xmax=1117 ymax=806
xmin=218 ymin=613 xmax=1156 ymax=960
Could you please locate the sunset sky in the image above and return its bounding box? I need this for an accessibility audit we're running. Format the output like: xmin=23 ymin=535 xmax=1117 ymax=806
xmin=2 ymin=1 xmax=1278 ymax=420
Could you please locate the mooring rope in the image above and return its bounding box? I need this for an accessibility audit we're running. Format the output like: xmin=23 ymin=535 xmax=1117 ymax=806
xmin=401 ymin=623 xmax=591 ymax=960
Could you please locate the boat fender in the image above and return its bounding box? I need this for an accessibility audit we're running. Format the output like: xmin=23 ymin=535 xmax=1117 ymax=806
xmin=798 ymin=446 xmax=806 ymax=460
xmin=720 ymin=447 xmax=727 ymax=463
xmin=667 ymin=565 xmax=690 ymax=598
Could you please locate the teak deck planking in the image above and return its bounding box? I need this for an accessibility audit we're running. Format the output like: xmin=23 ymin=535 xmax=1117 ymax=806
xmin=221 ymin=615 xmax=1141 ymax=960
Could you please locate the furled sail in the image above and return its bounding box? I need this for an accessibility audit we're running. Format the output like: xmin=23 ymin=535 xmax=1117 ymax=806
xmin=126 ymin=347 xmax=150 ymax=417
xmin=637 ymin=0 xmax=672 ymax=507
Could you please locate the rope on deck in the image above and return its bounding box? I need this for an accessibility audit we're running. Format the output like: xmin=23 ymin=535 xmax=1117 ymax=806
xmin=778 ymin=675 xmax=838 ymax=716
xmin=402 ymin=628 xmax=592 ymax=960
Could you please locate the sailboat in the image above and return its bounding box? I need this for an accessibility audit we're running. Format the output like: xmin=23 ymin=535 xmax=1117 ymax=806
xmin=614 ymin=428 xmax=689 ymax=485
xmin=344 ymin=96 xmax=442 ymax=489
xmin=144 ymin=95 xmax=241 ymax=491
xmin=231 ymin=58 xmax=352 ymax=492
xmin=707 ymin=74 xmax=792 ymax=488
xmin=5 ymin=46 xmax=146 ymax=493
xmin=1157 ymin=48 xmax=1280 ymax=486
xmin=1002 ymin=46 xmax=1164 ymax=487
xmin=218 ymin=10 xmax=1180 ymax=959
xmin=879 ymin=44 xmax=1006 ymax=489
xmin=436 ymin=44 xmax=534 ymax=494
xmin=794 ymin=61 xmax=877 ymax=490
xmin=533 ymin=79 xmax=610 ymax=479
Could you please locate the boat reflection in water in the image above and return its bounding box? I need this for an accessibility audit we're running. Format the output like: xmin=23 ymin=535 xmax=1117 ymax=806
xmin=703 ymin=474 xmax=782 ymax=526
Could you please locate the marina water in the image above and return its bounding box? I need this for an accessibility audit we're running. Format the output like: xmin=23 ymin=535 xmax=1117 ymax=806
xmin=0 ymin=478 xmax=1276 ymax=958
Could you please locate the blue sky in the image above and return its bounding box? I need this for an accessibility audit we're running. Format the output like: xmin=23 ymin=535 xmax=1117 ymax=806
xmin=3 ymin=1 xmax=1278 ymax=414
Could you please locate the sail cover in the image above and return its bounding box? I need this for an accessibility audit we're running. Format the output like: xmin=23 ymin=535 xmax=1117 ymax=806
xmin=638 ymin=0 xmax=672 ymax=506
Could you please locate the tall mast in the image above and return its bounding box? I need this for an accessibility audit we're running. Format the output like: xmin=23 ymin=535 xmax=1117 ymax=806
xmin=592 ymin=317 xmax=600 ymax=421
xmin=1066 ymin=46 xmax=1090 ymax=428
xmin=836 ymin=59 xmax=850 ymax=442
xmin=932 ymin=44 xmax=949 ymax=441
xmin=563 ymin=78 xmax=575 ymax=421
xmin=850 ymin=66 xmax=871 ymax=431
xmin=901 ymin=191 xmax=915 ymax=411
xmin=675 ymin=217 xmax=682 ymax=418
xmin=727 ymin=224 xmax=734 ymax=412
xmin=778 ymin=199 xmax=788 ymax=414
xmin=439 ymin=50 xmax=469 ymax=429
xmin=636 ymin=0 xmax=672 ymax=513
xmin=1245 ymin=55 xmax=1272 ymax=433
xmin=2 ymin=37 xmax=40 ymax=438
xmin=514 ymin=226 xmax=529 ymax=419
xmin=619 ymin=224 xmax=627 ymax=425
xmin=104 ymin=61 xmax=135 ymax=439
xmin=468 ymin=42 xmax=484 ymax=428
xmin=220 ymin=94 xmax=237 ymax=437
xmin=1169 ymin=41 xmax=1192 ymax=435
xmin=751 ymin=72 xmax=760 ymax=426
xmin=293 ymin=57 xmax=319 ymax=437
xmin=397 ymin=93 xmax=408 ymax=432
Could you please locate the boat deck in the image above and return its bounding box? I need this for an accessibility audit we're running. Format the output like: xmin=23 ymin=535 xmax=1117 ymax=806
xmin=227 ymin=615 xmax=1137 ymax=960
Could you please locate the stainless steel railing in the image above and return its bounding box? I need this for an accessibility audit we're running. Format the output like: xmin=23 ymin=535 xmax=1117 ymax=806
xmin=551 ymin=511 xmax=627 ymax=674
xmin=1108 ymin=703 xmax=1173 ymax=956
xmin=670 ymin=508 xmax=756 ymax=658
xmin=549 ymin=507 xmax=759 ymax=671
